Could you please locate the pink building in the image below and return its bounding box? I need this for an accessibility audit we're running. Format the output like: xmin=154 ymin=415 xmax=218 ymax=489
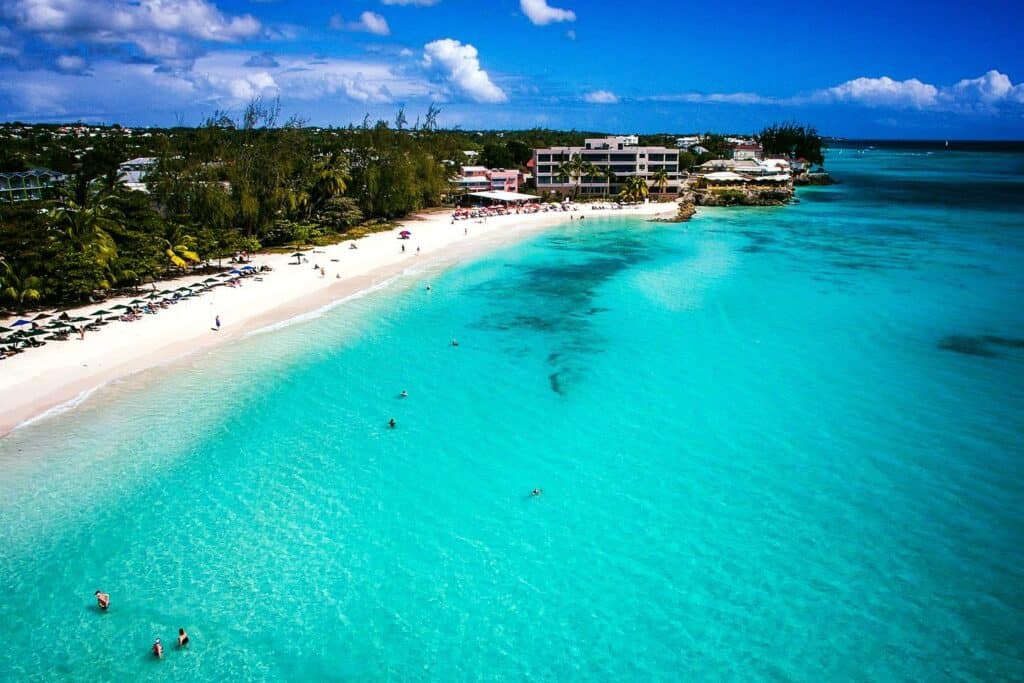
xmin=455 ymin=166 xmax=521 ymax=193
xmin=487 ymin=169 xmax=520 ymax=192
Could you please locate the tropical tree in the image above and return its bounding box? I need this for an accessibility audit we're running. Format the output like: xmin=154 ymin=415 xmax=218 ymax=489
xmin=603 ymin=167 xmax=618 ymax=195
xmin=757 ymin=122 xmax=825 ymax=164
xmin=1 ymin=261 xmax=44 ymax=310
xmin=618 ymin=176 xmax=649 ymax=203
xmin=651 ymin=169 xmax=670 ymax=195
xmin=557 ymin=154 xmax=595 ymax=199
xmin=163 ymin=225 xmax=201 ymax=271
xmin=50 ymin=178 xmax=125 ymax=271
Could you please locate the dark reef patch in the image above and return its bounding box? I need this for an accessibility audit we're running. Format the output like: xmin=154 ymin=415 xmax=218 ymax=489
xmin=469 ymin=231 xmax=658 ymax=396
xmin=937 ymin=334 xmax=1024 ymax=358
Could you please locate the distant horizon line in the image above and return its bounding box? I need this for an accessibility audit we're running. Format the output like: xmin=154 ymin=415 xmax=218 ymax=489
xmin=2 ymin=119 xmax=1023 ymax=144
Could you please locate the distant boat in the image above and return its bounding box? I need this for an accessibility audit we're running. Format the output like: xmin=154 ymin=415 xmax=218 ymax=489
xmin=945 ymin=140 xmax=949 ymax=148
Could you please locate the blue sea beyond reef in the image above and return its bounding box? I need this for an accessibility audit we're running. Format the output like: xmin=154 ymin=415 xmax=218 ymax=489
xmin=1 ymin=144 xmax=1022 ymax=681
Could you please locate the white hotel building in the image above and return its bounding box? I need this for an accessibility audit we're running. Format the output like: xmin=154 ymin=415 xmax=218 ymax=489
xmin=533 ymin=136 xmax=683 ymax=197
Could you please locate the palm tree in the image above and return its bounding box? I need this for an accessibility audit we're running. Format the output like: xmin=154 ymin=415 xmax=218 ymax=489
xmin=619 ymin=176 xmax=649 ymax=203
xmin=50 ymin=180 xmax=123 ymax=267
xmin=1 ymin=261 xmax=44 ymax=311
xmin=163 ymin=225 xmax=201 ymax=271
xmin=603 ymin=167 xmax=618 ymax=196
xmin=557 ymin=154 xmax=594 ymax=199
xmin=651 ymin=169 xmax=670 ymax=195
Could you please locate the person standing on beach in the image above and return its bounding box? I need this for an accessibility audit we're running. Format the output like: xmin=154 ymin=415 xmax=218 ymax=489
xmin=94 ymin=590 xmax=109 ymax=610
xmin=215 ymin=315 xmax=221 ymax=331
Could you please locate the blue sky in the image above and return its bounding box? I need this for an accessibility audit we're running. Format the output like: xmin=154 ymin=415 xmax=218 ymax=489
xmin=1 ymin=0 xmax=1022 ymax=137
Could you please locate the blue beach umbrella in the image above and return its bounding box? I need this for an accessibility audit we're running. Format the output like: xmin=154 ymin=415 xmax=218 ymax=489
xmin=12 ymin=319 xmax=31 ymax=327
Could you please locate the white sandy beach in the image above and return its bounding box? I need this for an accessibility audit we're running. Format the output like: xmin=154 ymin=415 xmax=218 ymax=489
xmin=0 ymin=201 xmax=678 ymax=436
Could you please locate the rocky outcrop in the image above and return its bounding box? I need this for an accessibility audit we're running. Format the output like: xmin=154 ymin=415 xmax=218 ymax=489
xmin=649 ymin=201 xmax=697 ymax=223
xmin=693 ymin=187 xmax=793 ymax=206
xmin=793 ymin=173 xmax=836 ymax=186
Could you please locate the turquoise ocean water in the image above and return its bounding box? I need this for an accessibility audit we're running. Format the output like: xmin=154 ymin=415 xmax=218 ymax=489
xmin=1 ymin=146 xmax=1023 ymax=681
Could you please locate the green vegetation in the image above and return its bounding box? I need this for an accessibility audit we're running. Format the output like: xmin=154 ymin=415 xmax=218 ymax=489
xmin=618 ymin=176 xmax=649 ymax=203
xmin=0 ymin=109 xmax=825 ymax=310
xmin=757 ymin=123 xmax=825 ymax=165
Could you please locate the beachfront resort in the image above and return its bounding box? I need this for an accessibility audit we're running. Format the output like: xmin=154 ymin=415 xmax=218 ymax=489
xmin=0 ymin=122 xmax=830 ymax=370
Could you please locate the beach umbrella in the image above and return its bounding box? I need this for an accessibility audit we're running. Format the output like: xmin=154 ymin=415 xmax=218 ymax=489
xmin=176 ymin=286 xmax=192 ymax=291
xmin=400 ymin=230 xmax=411 ymax=237
xmin=91 ymin=309 xmax=112 ymax=316
xmin=129 ymin=298 xmax=145 ymax=304
xmin=203 ymin=277 xmax=218 ymax=283
xmin=240 ymin=265 xmax=255 ymax=271
xmin=12 ymin=319 xmax=31 ymax=327
xmin=33 ymin=312 xmax=52 ymax=321
xmin=70 ymin=316 xmax=90 ymax=323
xmin=145 ymin=292 xmax=162 ymax=299
xmin=25 ymin=329 xmax=47 ymax=337
xmin=0 ymin=326 xmax=10 ymax=333
xmin=110 ymin=304 xmax=130 ymax=310
xmin=160 ymin=289 xmax=174 ymax=294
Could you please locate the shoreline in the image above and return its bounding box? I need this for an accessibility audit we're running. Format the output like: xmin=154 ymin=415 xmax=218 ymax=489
xmin=0 ymin=201 xmax=678 ymax=437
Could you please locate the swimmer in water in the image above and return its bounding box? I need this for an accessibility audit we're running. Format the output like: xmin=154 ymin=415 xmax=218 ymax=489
xmin=450 ymin=339 xmax=459 ymax=347
xmin=152 ymin=639 xmax=164 ymax=658
xmin=388 ymin=418 xmax=396 ymax=428
xmin=178 ymin=628 xmax=189 ymax=647
xmin=531 ymin=488 xmax=542 ymax=497
xmin=94 ymin=590 xmax=109 ymax=610
xmin=400 ymin=390 xmax=408 ymax=398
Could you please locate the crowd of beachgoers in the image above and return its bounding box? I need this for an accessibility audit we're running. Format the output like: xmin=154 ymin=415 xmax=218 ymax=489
xmin=451 ymin=199 xmax=643 ymax=221
xmin=0 ymin=263 xmax=271 ymax=360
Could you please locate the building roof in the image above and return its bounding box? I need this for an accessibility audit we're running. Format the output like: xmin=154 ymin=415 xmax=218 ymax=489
xmin=120 ymin=157 xmax=158 ymax=166
xmin=468 ymin=190 xmax=537 ymax=202
xmin=703 ymin=171 xmax=747 ymax=182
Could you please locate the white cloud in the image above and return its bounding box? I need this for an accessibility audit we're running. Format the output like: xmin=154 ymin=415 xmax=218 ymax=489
xmin=565 ymin=29 xmax=575 ymax=40
xmin=1 ymin=0 xmax=262 ymax=58
xmin=329 ymin=11 xmax=390 ymax=36
xmin=642 ymin=70 xmax=1024 ymax=115
xmin=583 ymin=89 xmax=617 ymax=104
xmin=422 ymin=38 xmax=506 ymax=103
xmin=381 ymin=0 xmax=438 ymax=5
xmin=0 ymin=25 xmax=22 ymax=56
xmin=824 ymin=76 xmax=938 ymax=109
xmin=55 ymin=54 xmax=86 ymax=72
xmin=224 ymin=70 xmax=276 ymax=100
xmin=0 ymin=50 xmax=437 ymax=121
xmin=943 ymin=69 xmax=1024 ymax=108
xmin=646 ymin=91 xmax=775 ymax=105
xmin=520 ymin=0 xmax=575 ymax=25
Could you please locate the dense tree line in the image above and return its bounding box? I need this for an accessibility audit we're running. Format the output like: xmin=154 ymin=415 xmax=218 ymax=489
xmin=757 ymin=123 xmax=825 ymax=165
xmin=0 ymin=108 xmax=825 ymax=310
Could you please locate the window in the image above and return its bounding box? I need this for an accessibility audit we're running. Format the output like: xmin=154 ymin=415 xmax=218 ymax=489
xmin=538 ymin=154 xmax=551 ymax=162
